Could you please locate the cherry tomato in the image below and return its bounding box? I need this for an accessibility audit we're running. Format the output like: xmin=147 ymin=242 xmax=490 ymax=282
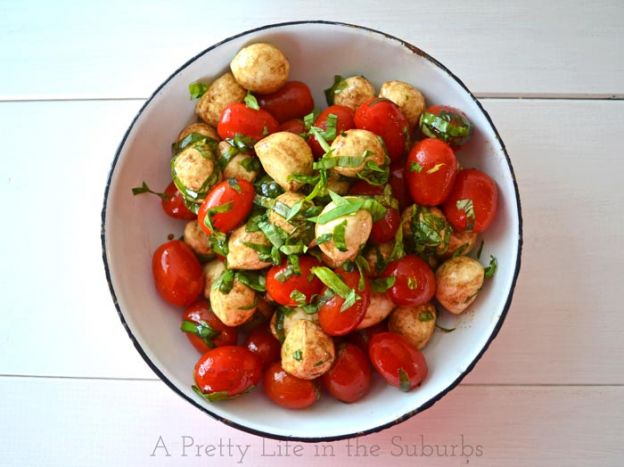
xmin=442 ymin=168 xmax=498 ymax=233
xmin=381 ymin=255 xmax=436 ymax=306
xmin=318 ymin=269 xmax=370 ymax=336
xmin=197 ymin=179 xmax=254 ymax=235
xmin=152 ymin=240 xmax=204 ymax=307
xmin=321 ymin=343 xmax=371 ymax=403
xmin=419 ymin=105 xmax=472 ymax=147
xmin=217 ymin=102 xmax=279 ymax=141
xmin=161 ymin=182 xmax=196 ymax=220
xmin=349 ymin=180 xmax=383 ymax=196
xmin=369 ymin=332 xmax=428 ymax=391
xmin=349 ymin=321 xmax=388 ymax=353
xmin=258 ymin=81 xmax=314 ymax=123
xmin=370 ymin=207 xmax=400 ymax=244
xmin=181 ymin=300 xmax=237 ymax=353
xmin=354 ymin=97 xmax=409 ymax=162
xmin=264 ymin=362 xmax=319 ymax=409
xmin=405 ymin=138 xmax=458 ymax=206
xmin=308 ymin=105 xmax=355 ymax=158
xmin=389 ymin=161 xmax=409 ymax=211
xmin=265 ymin=256 xmax=323 ymax=306
xmin=194 ymin=346 xmax=262 ymax=399
xmin=279 ymin=118 xmax=305 ymax=134
xmin=244 ymin=325 xmax=281 ymax=368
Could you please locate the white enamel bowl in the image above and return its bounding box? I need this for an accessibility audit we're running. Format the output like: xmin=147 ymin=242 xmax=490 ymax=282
xmin=102 ymin=21 xmax=522 ymax=441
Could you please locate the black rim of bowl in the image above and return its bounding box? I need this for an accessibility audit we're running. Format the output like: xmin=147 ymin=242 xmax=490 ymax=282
xmin=101 ymin=19 xmax=523 ymax=443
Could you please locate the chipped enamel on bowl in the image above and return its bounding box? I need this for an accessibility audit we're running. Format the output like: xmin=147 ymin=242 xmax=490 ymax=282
xmin=102 ymin=21 xmax=522 ymax=441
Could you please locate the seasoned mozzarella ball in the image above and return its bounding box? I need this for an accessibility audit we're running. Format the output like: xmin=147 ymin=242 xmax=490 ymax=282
xmin=230 ymin=43 xmax=289 ymax=94
xmin=356 ymin=291 xmax=395 ymax=329
xmin=254 ymin=132 xmax=313 ymax=191
xmin=364 ymin=241 xmax=394 ymax=275
xmin=195 ymin=72 xmax=246 ymax=127
xmin=171 ymin=144 xmax=219 ymax=200
xmin=177 ymin=122 xmax=219 ymax=142
xmin=183 ymin=221 xmax=213 ymax=257
xmin=203 ymin=260 xmax=225 ymax=298
xmin=268 ymin=191 xmax=306 ymax=236
xmin=333 ymin=75 xmax=375 ymax=110
xmin=210 ymin=278 xmax=257 ymax=326
xmin=281 ymin=320 xmax=335 ymax=380
xmin=226 ymin=225 xmax=272 ymax=270
xmin=388 ymin=303 xmax=436 ymax=349
xmin=217 ymin=141 xmax=258 ymax=182
xmin=326 ymin=172 xmax=351 ymax=195
xmin=443 ymin=230 xmax=479 ymax=258
xmin=402 ymin=205 xmax=452 ymax=256
xmin=436 ymin=256 xmax=485 ymax=314
xmin=328 ymin=129 xmax=385 ymax=178
xmin=379 ymin=80 xmax=426 ymax=128
xmin=270 ymin=307 xmax=320 ymax=341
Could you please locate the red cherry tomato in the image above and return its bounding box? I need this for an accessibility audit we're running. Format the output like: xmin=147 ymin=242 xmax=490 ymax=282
xmin=279 ymin=118 xmax=305 ymax=134
xmin=258 ymin=81 xmax=314 ymax=123
xmin=194 ymin=346 xmax=262 ymax=398
xmin=349 ymin=321 xmax=388 ymax=353
xmin=321 ymin=343 xmax=372 ymax=403
xmin=318 ymin=270 xmax=370 ymax=336
xmin=442 ymin=168 xmax=498 ymax=233
xmin=264 ymin=362 xmax=319 ymax=409
xmin=349 ymin=179 xmax=383 ymax=196
xmin=405 ymin=138 xmax=458 ymax=206
xmin=308 ymin=105 xmax=355 ymax=158
xmin=419 ymin=105 xmax=472 ymax=148
xmin=217 ymin=102 xmax=279 ymax=141
xmin=389 ymin=161 xmax=409 ymax=211
xmin=244 ymin=325 xmax=281 ymax=368
xmin=354 ymin=97 xmax=409 ymax=162
xmin=370 ymin=207 xmax=400 ymax=244
xmin=197 ymin=179 xmax=254 ymax=235
xmin=181 ymin=300 xmax=237 ymax=353
xmin=152 ymin=240 xmax=204 ymax=307
xmin=265 ymin=256 xmax=323 ymax=306
xmin=369 ymin=332 xmax=428 ymax=391
xmin=161 ymin=182 xmax=196 ymax=220
xmin=381 ymin=255 xmax=436 ymax=306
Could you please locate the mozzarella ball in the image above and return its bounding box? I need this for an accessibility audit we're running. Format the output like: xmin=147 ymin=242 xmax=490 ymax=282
xmin=326 ymin=172 xmax=351 ymax=195
xmin=177 ymin=122 xmax=219 ymax=143
xmin=269 ymin=307 xmax=319 ymax=341
xmin=183 ymin=221 xmax=213 ymax=257
xmin=281 ymin=320 xmax=335 ymax=380
xmin=171 ymin=144 xmax=219 ymax=199
xmin=230 ymin=43 xmax=289 ymax=94
xmin=364 ymin=241 xmax=394 ymax=275
xmin=379 ymin=80 xmax=426 ymax=128
xmin=443 ymin=230 xmax=479 ymax=258
xmin=328 ymin=129 xmax=385 ymax=178
xmin=436 ymin=256 xmax=485 ymax=314
xmin=254 ymin=132 xmax=313 ymax=191
xmin=217 ymin=141 xmax=258 ymax=182
xmin=203 ymin=260 xmax=225 ymax=298
xmin=268 ymin=191 xmax=306 ymax=236
xmin=356 ymin=291 xmax=395 ymax=329
xmin=209 ymin=278 xmax=257 ymax=326
xmin=333 ymin=75 xmax=375 ymax=110
xmin=388 ymin=303 xmax=436 ymax=349
xmin=195 ymin=72 xmax=246 ymax=127
xmin=226 ymin=224 xmax=272 ymax=270
xmin=402 ymin=205 xmax=452 ymax=256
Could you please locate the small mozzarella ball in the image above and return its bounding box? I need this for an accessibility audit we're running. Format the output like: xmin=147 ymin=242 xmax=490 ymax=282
xmin=172 ymin=145 xmax=218 ymax=196
xmin=203 ymin=260 xmax=225 ymax=298
xmin=281 ymin=320 xmax=335 ymax=380
xmin=217 ymin=141 xmax=258 ymax=182
xmin=402 ymin=205 xmax=452 ymax=256
xmin=209 ymin=278 xmax=257 ymax=326
xmin=326 ymin=172 xmax=351 ymax=195
xmin=379 ymin=80 xmax=426 ymax=128
xmin=364 ymin=242 xmax=394 ymax=275
xmin=268 ymin=191 xmax=305 ymax=235
xmin=177 ymin=122 xmax=219 ymax=142
xmin=195 ymin=72 xmax=246 ymax=127
xmin=254 ymin=132 xmax=313 ymax=191
xmin=443 ymin=230 xmax=479 ymax=258
xmin=356 ymin=291 xmax=395 ymax=329
xmin=333 ymin=75 xmax=375 ymax=110
xmin=388 ymin=303 xmax=436 ymax=349
xmin=226 ymin=225 xmax=272 ymax=270
xmin=183 ymin=221 xmax=213 ymax=257
xmin=436 ymin=256 xmax=485 ymax=314
xmin=269 ymin=307 xmax=319 ymax=341
xmin=328 ymin=129 xmax=385 ymax=178
xmin=230 ymin=43 xmax=289 ymax=94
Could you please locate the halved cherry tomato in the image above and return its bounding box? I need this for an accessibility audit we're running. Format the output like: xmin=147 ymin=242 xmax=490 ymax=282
xmin=265 ymin=256 xmax=323 ymax=306
xmin=279 ymin=118 xmax=305 ymax=134
xmin=318 ymin=269 xmax=370 ymax=336
xmin=258 ymin=81 xmax=314 ymax=123
xmin=349 ymin=180 xmax=383 ymax=196
xmin=264 ymin=362 xmax=319 ymax=409
xmin=349 ymin=321 xmax=388 ymax=353
xmin=381 ymin=255 xmax=436 ymax=306
xmin=442 ymin=168 xmax=498 ymax=233
xmin=152 ymin=240 xmax=204 ymax=307
xmin=244 ymin=325 xmax=281 ymax=368
xmin=181 ymin=300 xmax=237 ymax=353
xmin=308 ymin=105 xmax=355 ymax=158
xmin=405 ymin=138 xmax=458 ymax=206
xmin=217 ymin=102 xmax=279 ymax=141
xmin=370 ymin=207 xmax=400 ymax=244
xmin=162 ymin=182 xmax=196 ymax=220
xmin=354 ymin=97 xmax=409 ymax=162
xmin=369 ymin=332 xmax=428 ymax=391
xmin=321 ymin=343 xmax=371 ymax=403
xmin=389 ymin=161 xmax=409 ymax=211
xmin=197 ymin=179 xmax=254 ymax=235
xmin=194 ymin=346 xmax=262 ymax=399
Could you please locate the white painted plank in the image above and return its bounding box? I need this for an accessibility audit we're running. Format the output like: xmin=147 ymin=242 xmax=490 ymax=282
xmin=0 ymin=0 xmax=623 ymax=99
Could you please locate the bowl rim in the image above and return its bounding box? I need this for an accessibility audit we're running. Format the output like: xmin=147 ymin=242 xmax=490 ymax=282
xmin=101 ymin=19 xmax=523 ymax=442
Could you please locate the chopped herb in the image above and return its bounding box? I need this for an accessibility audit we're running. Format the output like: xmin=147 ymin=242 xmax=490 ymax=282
xmin=456 ymin=198 xmax=475 ymax=230
xmin=180 ymin=319 xmax=219 ymax=348
xmin=409 ymin=162 xmax=423 ymax=173
xmin=290 ymin=290 xmax=307 ymax=306
xmin=292 ymin=350 xmax=303 ymax=361
xmin=311 ymin=192 xmax=386 ymax=224
xmin=324 ymin=75 xmax=348 ymax=105
xmin=189 ymin=82 xmax=209 ymax=99
xmin=333 ymin=220 xmax=348 ymax=251
xmin=310 ymin=266 xmax=360 ymax=312
xmin=244 ymin=91 xmax=260 ymax=110
xmin=275 ymin=307 xmax=295 ymax=342
xmin=419 ymin=310 xmax=434 ymax=322
xmin=316 ymin=233 xmax=332 ymax=244
xmin=354 ymin=255 xmax=369 ymax=291
xmin=214 ymin=269 xmax=235 ymax=294
xmin=426 ymin=163 xmax=445 ymax=174
xmin=435 ymin=323 xmax=456 ymax=333
xmin=452 ymin=243 xmax=471 ymax=258
xmin=238 ymin=298 xmax=258 ymax=310
xmin=314 ymin=360 xmax=325 ymax=367
xmin=484 ymin=255 xmax=497 ymax=278
xmin=192 ymin=384 xmax=254 ymax=402
xmin=235 ymin=271 xmax=266 ymax=292
xmin=407 ymin=276 xmax=417 ymax=289
xmin=303 ymin=111 xmax=315 ymax=130
xmin=476 ymin=240 xmax=484 ymax=259
xmin=398 ymin=368 xmax=411 ymax=392
xmin=209 ymin=231 xmax=228 ymax=256
xmin=240 ymin=156 xmax=260 ymax=172
xmin=254 ymin=175 xmax=284 ymax=198
xmin=388 ymin=224 xmax=406 ymax=262
xmin=202 ymin=202 xmax=232 ymax=232
xmin=131 ymin=181 xmax=166 ymax=199
xmin=227 ymin=178 xmax=241 ymax=193
xmin=372 ymin=276 xmax=396 ymax=293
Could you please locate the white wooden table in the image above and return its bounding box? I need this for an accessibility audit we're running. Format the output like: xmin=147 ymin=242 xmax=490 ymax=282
xmin=1 ymin=1 xmax=623 ymax=465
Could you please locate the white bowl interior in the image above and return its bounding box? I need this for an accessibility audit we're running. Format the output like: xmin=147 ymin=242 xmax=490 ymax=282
xmin=103 ymin=22 xmax=520 ymax=440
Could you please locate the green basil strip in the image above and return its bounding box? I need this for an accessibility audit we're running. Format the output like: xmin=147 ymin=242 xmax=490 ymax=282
xmin=244 ymin=91 xmax=260 ymax=110
xmin=180 ymin=319 xmax=219 ymax=348
xmin=254 ymin=195 xmax=275 ymax=209
xmin=316 ymin=233 xmax=332 ymax=245
xmin=323 ymin=75 xmax=347 ymax=105
xmin=131 ymin=181 xmax=167 ymax=199
xmin=309 ymin=126 xmax=331 ymax=153
xmin=189 ymin=82 xmax=209 ymax=99
xmin=240 ymin=156 xmax=260 ymax=172
xmin=290 ymin=290 xmax=307 ymax=306
xmin=214 ymin=269 xmax=235 ymax=294
xmin=484 ymin=255 xmax=497 ymax=278
xmin=476 ymin=240 xmax=484 ymax=259
xmin=332 ymin=220 xmax=348 ymax=252
xmin=310 ymin=266 xmax=355 ymax=300
xmin=388 ymin=225 xmax=405 ymax=262
xmin=235 ymin=271 xmax=266 ymax=292
xmin=192 ymin=384 xmax=254 ymax=402
xmin=258 ymin=221 xmax=288 ymax=248
xmin=419 ymin=310 xmax=434 ymax=322
xmin=372 ymin=276 xmax=396 ymax=293
xmin=173 ymin=133 xmax=217 ymax=155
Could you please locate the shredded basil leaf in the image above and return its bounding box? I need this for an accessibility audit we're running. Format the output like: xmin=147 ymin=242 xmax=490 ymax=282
xmin=484 ymin=255 xmax=497 ymax=278
xmin=372 ymin=276 xmax=396 ymax=293
xmin=131 ymin=181 xmax=166 ymax=199
xmin=410 ymin=162 xmax=423 ymax=173
xmin=292 ymin=349 xmax=303 ymax=361
xmin=235 ymin=271 xmax=266 ymax=292
xmin=419 ymin=310 xmax=434 ymax=322
xmin=324 ymin=75 xmax=348 ymax=105
xmin=290 ymin=290 xmax=307 ymax=306
xmin=244 ymin=91 xmax=260 ymax=110
xmin=456 ymin=198 xmax=476 ymax=230
xmin=189 ymin=82 xmax=209 ymax=99
xmin=180 ymin=319 xmax=219 ymax=348
xmin=240 ymin=156 xmax=260 ymax=172
xmin=333 ymin=220 xmax=348 ymax=251
xmin=214 ymin=269 xmax=235 ymax=294
xmin=476 ymin=240 xmax=484 ymax=259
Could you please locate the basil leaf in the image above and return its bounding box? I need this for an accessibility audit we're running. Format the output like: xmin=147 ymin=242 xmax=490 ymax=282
xmin=456 ymin=198 xmax=475 ymax=230
xmin=310 ymin=267 xmax=358 ymax=304
xmin=180 ymin=319 xmax=219 ymax=348
xmin=192 ymin=384 xmax=254 ymax=402
xmin=372 ymin=276 xmax=396 ymax=293
xmin=324 ymin=75 xmax=347 ymax=105
xmin=189 ymin=82 xmax=209 ymax=99
xmin=388 ymin=224 xmax=405 ymax=262
xmin=303 ymin=111 xmax=315 ymax=130
xmin=131 ymin=181 xmax=166 ymax=199
xmin=409 ymin=162 xmax=423 ymax=173
xmin=418 ymin=310 xmax=434 ymax=322
xmin=333 ymin=220 xmax=348 ymax=252
xmin=316 ymin=233 xmax=332 ymax=245
xmin=484 ymin=255 xmax=497 ymax=278
xmin=309 ymin=126 xmax=331 ymax=153
xmin=235 ymin=271 xmax=266 ymax=292
xmin=240 ymin=156 xmax=260 ymax=172
xmin=214 ymin=269 xmax=235 ymax=294
xmin=341 ymin=288 xmax=359 ymax=312
xmin=476 ymin=240 xmax=484 ymax=260
xmin=436 ymin=324 xmax=456 ymax=333
xmin=227 ymin=178 xmax=241 ymax=193
xmin=244 ymin=91 xmax=260 ymax=110
xmin=290 ymin=290 xmax=307 ymax=306
xmin=292 ymin=349 xmax=303 ymax=361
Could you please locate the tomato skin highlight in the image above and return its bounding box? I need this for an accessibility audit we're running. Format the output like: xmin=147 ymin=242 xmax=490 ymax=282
xmin=197 ymin=179 xmax=255 ymax=235
xmin=244 ymin=325 xmax=281 ymax=369
xmin=369 ymin=332 xmax=428 ymax=391
xmin=161 ymin=182 xmax=196 ymax=220
xmin=182 ymin=300 xmax=238 ymax=353
xmin=217 ymin=102 xmax=279 ymax=141
xmin=381 ymin=255 xmax=436 ymax=306
xmin=264 ymin=362 xmax=319 ymax=409
xmin=318 ymin=269 xmax=370 ymax=336
xmin=442 ymin=168 xmax=498 ymax=233
xmin=194 ymin=346 xmax=262 ymax=397
xmin=278 ymin=118 xmax=305 ymax=135
xmin=354 ymin=97 xmax=409 ymax=162
xmin=308 ymin=105 xmax=355 ymax=158
xmin=152 ymin=240 xmax=204 ymax=307
xmin=265 ymin=256 xmax=323 ymax=307
xmin=258 ymin=81 xmax=314 ymax=123
xmin=321 ymin=343 xmax=372 ymax=403
xmin=405 ymin=138 xmax=458 ymax=206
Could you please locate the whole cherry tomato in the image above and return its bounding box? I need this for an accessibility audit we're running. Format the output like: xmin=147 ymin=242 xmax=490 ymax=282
xmin=381 ymin=255 xmax=436 ymax=306
xmin=318 ymin=269 xmax=370 ymax=336
xmin=152 ymin=240 xmax=204 ymax=307
xmin=419 ymin=105 xmax=472 ymax=147
xmin=244 ymin=325 xmax=281 ymax=368
xmin=162 ymin=182 xmax=196 ymax=220
xmin=197 ymin=179 xmax=254 ymax=235
xmin=354 ymin=97 xmax=409 ymax=162
xmin=349 ymin=321 xmax=388 ymax=353
xmin=264 ymin=362 xmax=319 ymax=409
xmin=258 ymin=81 xmax=314 ymax=123
xmin=405 ymin=138 xmax=458 ymax=206
xmin=217 ymin=102 xmax=279 ymax=141
xmin=442 ymin=168 xmax=498 ymax=233
xmin=194 ymin=346 xmax=262 ymax=399
xmin=181 ymin=300 xmax=237 ymax=353
xmin=278 ymin=118 xmax=305 ymax=134
xmin=369 ymin=332 xmax=428 ymax=391
xmin=370 ymin=207 xmax=400 ymax=244
xmin=321 ymin=343 xmax=372 ymax=403
xmin=308 ymin=105 xmax=355 ymax=158
xmin=265 ymin=256 xmax=323 ymax=306
xmin=389 ymin=161 xmax=409 ymax=211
